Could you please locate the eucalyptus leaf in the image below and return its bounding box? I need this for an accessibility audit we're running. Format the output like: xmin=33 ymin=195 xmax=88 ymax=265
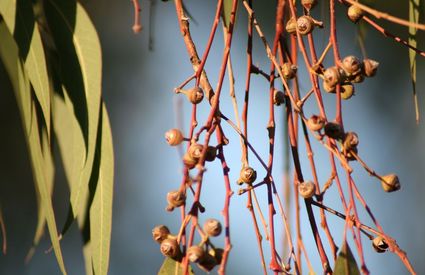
xmin=0 ymin=21 xmax=66 ymax=274
xmin=222 ymin=0 xmax=233 ymax=28
xmin=44 ymin=0 xmax=102 ymax=234
xmin=158 ymin=257 xmax=194 ymax=275
xmin=409 ymin=0 xmax=420 ymax=123
xmin=334 ymin=242 xmax=360 ymax=275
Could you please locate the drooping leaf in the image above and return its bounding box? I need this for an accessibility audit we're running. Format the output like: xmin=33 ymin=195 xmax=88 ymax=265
xmin=44 ymin=0 xmax=102 ymax=234
xmin=222 ymin=0 xmax=234 ymax=28
xmin=0 ymin=0 xmax=52 ymax=137
xmin=409 ymin=0 xmax=420 ymax=123
xmin=89 ymin=104 xmax=114 ymax=275
xmin=0 ymin=21 xmax=66 ymax=274
xmin=334 ymin=242 xmax=360 ymax=275
xmin=158 ymin=257 xmax=194 ymax=275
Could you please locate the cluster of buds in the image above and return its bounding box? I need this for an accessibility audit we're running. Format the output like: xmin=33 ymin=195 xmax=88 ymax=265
xmin=285 ymin=15 xmax=323 ymax=36
xmin=322 ymin=56 xmax=379 ymax=99
xmin=183 ymin=143 xmax=217 ymax=169
xmin=166 ymin=190 xmax=186 ymax=211
xmin=152 ymin=225 xmax=182 ymax=260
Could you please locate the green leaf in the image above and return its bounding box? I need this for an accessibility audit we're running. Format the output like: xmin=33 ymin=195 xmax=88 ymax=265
xmin=222 ymin=0 xmax=234 ymax=28
xmin=0 ymin=0 xmax=52 ymax=137
xmin=0 ymin=21 xmax=66 ymax=274
xmin=89 ymin=104 xmax=114 ymax=275
xmin=334 ymin=242 xmax=360 ymax=275
xmin=158 ymin=258 xmax=194 ymax=275
xmin=409 ymin=0 xmax=420 ymax=123
xmin=44 ymin=0 xmax=102 ymax=232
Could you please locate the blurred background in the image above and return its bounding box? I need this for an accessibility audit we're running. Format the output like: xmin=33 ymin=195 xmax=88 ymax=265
xmin=0 ymin=0 xmax=424 ymax=274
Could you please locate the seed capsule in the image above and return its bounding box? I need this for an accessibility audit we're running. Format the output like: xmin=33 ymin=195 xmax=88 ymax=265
xmin=372 ymin=236 xmax=388 ymax=253
xmin=203 ymin=218 xmax=222 ymax=237
xmin=165 ymin=128 xmax=184 ymax=146
xmin=298 ymin=181 xmax=316 ymax=198
xmin=281 ymin=62 xmax=298 ymax=79
xmin=237 ymin=166 xmax=257 ymax=185
xmin=285 ymin=17 xmax=297 ymax=34
xmin=205 ymin=146 xmax=217 ymax=162
xmin=324 ymin=122 xmax=344 ymax=140
xmin=166 ymin=190 xmax=186 ymax=210
xmin=380 ymin=174 xmax=401 ymax=192
xmin=343 ymin=132 xmax=359 ymax=152
xmin=188 ymin=143 xmax=204 ymax=160
xmin=307 ymin=115 xmax=326 ymax=131
xmin=187 ymin=246 xmax=206 ymax=263
xmin=297 ymin=16 xmax=314 ymax=35
xmin=341 ymin=83 xmax=355 ymax=100
xmin=323 ymin=81 xmax=336 ymax=93
xmin=363 ymin=59 xmax=379 ymax=77
xmin=351 ymin=73 xmax=365 ymax=83
xmin=273 ymin=90 xmax=285 ymax=106
xmin=160 ymin=238 xmax=181 ymax=258
xmin=179 ymin=86 xmax=204 ymax=104
xmin=341 ymin=55 xmax=362 ymax=76
xmin=197 ymin=253 xmax=217 ymax=272
xmin=347 ymin=5 xmax=364 ymax=23
xmin=183 ymin=153 xmax=197 ymax=169
xmin=324 ymin=66 xmax=343 ymax=87
xmin=152 ymin=225 xmax=170 ymax=243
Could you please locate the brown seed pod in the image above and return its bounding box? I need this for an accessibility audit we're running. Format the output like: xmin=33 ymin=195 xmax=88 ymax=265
xmin=183 ymin=153 xmax=197 ymax=169
xmin=323 ymin=81 xmax=336 ymax=93
xmin=341 ymin=55 xmax=362 ymax=76
xmin=160 ymin=238 xmax=181 ymax=258
xmin=203 ymin=218 xmax=222 ymax=237
xmin=341 ymin=83 xmax=355 ymax=100
xmin=197 ymin=253 xmax=217 ymax=272
xmin=152 ymin=225 xmax=170 ymax=243
xmin=273 ymin=90 xmax=285 ymax=106
xmin=281 ymin=62 xmax=298 ymax=79
xmin=298 ymin=181 xmax=316 ymax=199
xmin=324 ymin=66 xmax=343 ymax=87
xmin=302 ymin=0 xmax=317 ymax=11
xmin=307 ymin=115 xmax=326 ymax=132
xmin=182 ymin=86 xmax=204 ymax=104
xmin=343 ymin=132 xmax=359 ymax=151
xmin=297 ymin=16 xmax=314 ymax=35
xmin=166 ymin=190 xmax=186 ymax=210
xmin=372 ymin=236 xmax=388 ymax=253
xmin=205 ymin=146 xmax=217 ymax=162
xmin=351 ymin=73 xmax=365 ymax=83
xmin=324 ymin=122 xmax=344 ymax=140
xmin=187 ymin=246 xmax=206 ymax=263
xmin=165 ymin=128 xmax=184 ymax=146
xmin=363 ymin=59 xmax=379 ymax=77
xmin=380 ymin=174 xmax=401 ymax=192
xmin=347 ymin=5 xmax=364 ymax=23
xmin=285 ymin=17 xmax=297 ymax=34
xmin=237 ymin=166 xmax=257 ymax=185
xmin=188 ymin=143 xmax=204 ymax=160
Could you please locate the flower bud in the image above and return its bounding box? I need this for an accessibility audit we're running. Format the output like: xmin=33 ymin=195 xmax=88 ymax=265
xmin=298 ymin=181 xmax=316 ymax=198
xmin=160 ymin=238 xmax=181 ymax=258
xmin=152 ymin=225 xmax=170 ymax=243
xmin=380 ymin=174 xmax=401 ymax=192
xmin=372 ymin=236 xmax=388 ymax=253
xmin=187 ymin=246 xmax=206 ymax=263
xmin=203 ymin=218 xmax=222 ymax=237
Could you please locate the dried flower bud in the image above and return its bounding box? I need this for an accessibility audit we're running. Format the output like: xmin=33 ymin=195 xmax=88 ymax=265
xmin=380 ymin=174 xmax=401 ymax=192
xmin=297 ymin=16 xmax=314 ymax=35
xmin=324 ymin=66 xmax=343 ymax=87
xmin=351 ymin=73 xmax=365 ymax=83
xmin=160 ymin=238 xmax=181 ymax=258
xmin=197 ymin=253 xmax=217 ymax=272
xmin=152 ymin=225 xmax=170 ymax=243
xmin=343 ymin=132 xmax=359 ymax=152
xmin=203 ymin=218 xmax=222 ymax=237
xmin=302 ymin=0 xmax=317 ymax=11
xmin=285 ymin=17 xmax=297 ymax=34
xmin=187 ymin=246 xmax=206 ymax=263
xmin=237 ymin=166 xmax=257 ymax=185
xmin=183 ymin=153 xmax=197 ymax=169
xmin=298 ymin=180 xmax=316 ymax=198
xmin=281 ymin=63 xmax=297 ymax=79
xmin=341 ymin=55 xmax=362 ymax=76
xmin=341 ymin=83 xmax=355 ymax=100
xmin=307 ymin=115 xmax=326 ymax=131
xmin=363 ymin=59 xmax=379 ymax=77
xmin=323 ymin=81 xmax=336 ymax=93
xmin=273 ymin=90 xmax=285 ymax=106
xmin=165 ymin=128 xmax=184 ymax=146
xmin=179 ymin=86 xmax=204 ymax=104
xmin=205 ymin=146 xmax=217 ymax=162
xmin=372 ymin=236 xmax=388 ymax=253
xmin=188 ymin=143 xmax=204 ymax=160
xmin=324 ymin=122 xmax=344 ymax=140
xmin=166 ymin=190 xmax=186 ymax=210
xmin=347 ymin=5 xmax=364 ymax=23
